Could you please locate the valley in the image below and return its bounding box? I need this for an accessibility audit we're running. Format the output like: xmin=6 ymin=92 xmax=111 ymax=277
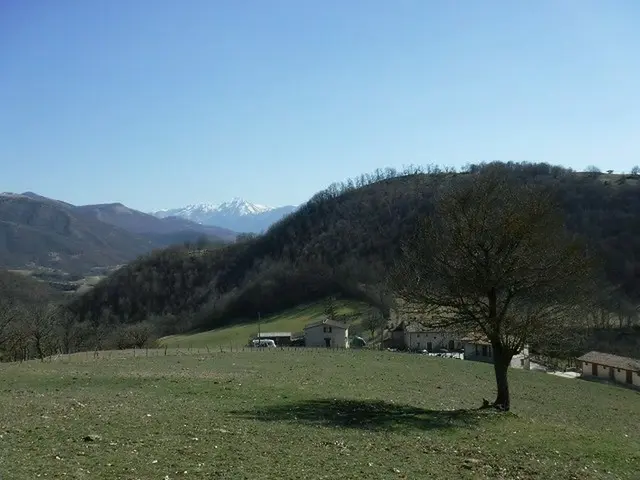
xmin=3 ymin=161 xmax=640 ymax=360
xmin=0 ymin=192 xmax=297 ymax=283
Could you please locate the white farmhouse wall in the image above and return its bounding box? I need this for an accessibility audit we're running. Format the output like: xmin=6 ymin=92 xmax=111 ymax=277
xmin=510 ymin=355 xmax=527 ymax=369
xmin=463 ymin=342 xmax=493 ymax=363
xmin=404 ymin=331 xmax=462 ymax=351
xmin=305 ymin=325 xmax=349 ymax=348
xmin=463 ymin=342 xmax=528 ymax=368
xmin=581 ymin=361 xmax=640 ymax=387
xmin=581 ymin=361 xmax=610 ymax=379
xmin=464 ymin=343 xmax=476 ymax=359
xmin=613 ymin=368 xmax=628 ymax=384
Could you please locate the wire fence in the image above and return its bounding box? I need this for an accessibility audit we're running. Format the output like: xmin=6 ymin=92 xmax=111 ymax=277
xmin=15 ymin=344 xmax=374 ymax=364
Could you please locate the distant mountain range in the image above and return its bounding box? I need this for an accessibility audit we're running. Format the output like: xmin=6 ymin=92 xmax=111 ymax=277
xmin=0 ymin=192 xmax=299 ymax=273
xmin=74 ymin=202 xmax=236 ymax=240
xmin=151 ymin=198 xmax=298 ymax=233
xmin=0 ymin=192 xmax=237 ymax=273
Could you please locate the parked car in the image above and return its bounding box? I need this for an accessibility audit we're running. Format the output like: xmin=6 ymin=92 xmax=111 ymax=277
xmin=251 ymin=339 xmax=276 ymax=348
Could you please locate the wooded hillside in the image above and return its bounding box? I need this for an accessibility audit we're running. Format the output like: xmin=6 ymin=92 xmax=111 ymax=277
xmin=68 ymin=162 xmax=640 ymax=337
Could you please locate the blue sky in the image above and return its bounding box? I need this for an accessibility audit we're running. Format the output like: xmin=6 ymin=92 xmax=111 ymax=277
xmin=1 ymin=1 xmax=639 ymax=211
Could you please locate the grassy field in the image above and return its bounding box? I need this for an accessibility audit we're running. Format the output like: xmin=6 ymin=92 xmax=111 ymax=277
xmin=159 ymin=300 xmax=370 ymax=349
xmin=1 ymin=349 xmax=639 ymax=479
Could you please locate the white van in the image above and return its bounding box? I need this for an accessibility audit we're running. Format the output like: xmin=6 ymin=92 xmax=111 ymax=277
xmin=251 ymin=339 xmax=276 ymax=348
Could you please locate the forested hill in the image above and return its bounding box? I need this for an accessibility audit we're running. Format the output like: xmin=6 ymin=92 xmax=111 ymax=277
xmin=69 ymin=162 xmax=640 ymax=334
xmin=0 ymin=269 xmax=60 ymax=305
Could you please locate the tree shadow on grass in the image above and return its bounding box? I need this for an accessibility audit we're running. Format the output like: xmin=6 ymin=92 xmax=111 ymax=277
xmin=233 ymin=398 xmax=494 ymax=432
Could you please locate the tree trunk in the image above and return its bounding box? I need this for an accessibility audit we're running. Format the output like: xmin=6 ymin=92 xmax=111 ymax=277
xmin=493 ymin=358 xmax=510 ymax=411
xmin=34 ymin=335 xmax=45 ymax=361
xmin=492 ymin=343 xmax=513 ymax=411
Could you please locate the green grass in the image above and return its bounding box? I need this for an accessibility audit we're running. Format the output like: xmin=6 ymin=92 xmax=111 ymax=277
xmin=1 ymin=349 xmax=639 ymax=479
xmin=160 ymin=299 xmax=369 ymax=348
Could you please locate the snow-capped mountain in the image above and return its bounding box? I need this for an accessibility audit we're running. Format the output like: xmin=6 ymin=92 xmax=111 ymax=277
xmin=151 ymin=197 xmax=298 ymax=233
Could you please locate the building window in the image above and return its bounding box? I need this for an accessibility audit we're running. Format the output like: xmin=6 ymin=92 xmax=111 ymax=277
xmin=475 ymin=345 xmax=479 ymax=356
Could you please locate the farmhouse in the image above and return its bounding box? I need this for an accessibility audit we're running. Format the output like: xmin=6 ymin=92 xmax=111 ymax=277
xmin=386 ymin=321 xmax=462 ymax=352
xmin=577 ymin=351 xmax=640 ymax=388
xmin=462 ymin=336 xmax=530 ymax=369
xmin=304 ymin=318 xmax=349 ymax=348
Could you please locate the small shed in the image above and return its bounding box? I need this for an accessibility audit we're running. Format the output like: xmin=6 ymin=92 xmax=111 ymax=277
xmin=577 ymin=351 xmax=640 ymax=388
xmin=253 ymin=332 xmax=293 ymax=346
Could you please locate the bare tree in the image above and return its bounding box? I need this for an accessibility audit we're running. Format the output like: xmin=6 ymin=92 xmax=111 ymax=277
xmin=56 ymin=307 xmax=83 ymax=354
xmin=27 ymin=304 xmax=60 ymax=361
xmin=390 ymin=168 xmax=595 ymax=411
xmin=358 ymin=263 xmax=397 ymax=320
xmin=324 ymin=296 xmax=339 ymax=321
xmin=2 ymin=321 xmax=30 ymax=361
xmin=0 ymin=299 xmax=21 ymax=351
xmin=607 ymin=289 xmax=637 ymax=329
xmin=363 ymin=309 xmax=386 ymax=342
xmin=126 ymin=322 xmax=154 ymax=348
xmin=582 ymin=283 xmax=637 ymax=330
